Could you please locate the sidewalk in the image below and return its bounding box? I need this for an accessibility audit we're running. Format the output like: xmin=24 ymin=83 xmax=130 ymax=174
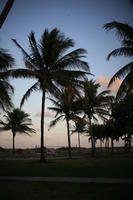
xmin=0 ymin=176 xmax=133 ymax=184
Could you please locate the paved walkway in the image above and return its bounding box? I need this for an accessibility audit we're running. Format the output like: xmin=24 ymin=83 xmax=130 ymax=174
xmin=0 ymin=176 xmax=133 ymax=184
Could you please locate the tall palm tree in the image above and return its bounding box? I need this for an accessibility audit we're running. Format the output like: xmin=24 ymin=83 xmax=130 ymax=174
xmin=76 ymin=79 xmax=113 ymax=155
xmin=0 ymin=48 xmax=14 ymax=112
xmin=48 ymin=86 xmax=79 ymax=158
xmin=104 ymin=0 xmax=133 ymax=99
xmin=0 ymin=108 xmax=36 ymax=154
xmin=12 ymin=28 xmax=90 ymax=162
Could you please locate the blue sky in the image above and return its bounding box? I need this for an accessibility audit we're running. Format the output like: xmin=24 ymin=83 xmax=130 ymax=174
xmin=0 ymin=0 xmax=132 ymax=148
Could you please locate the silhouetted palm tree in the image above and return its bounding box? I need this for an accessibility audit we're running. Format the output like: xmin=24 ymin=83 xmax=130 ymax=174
xmin=12 ymin=28 xmax=90 ymax=161
xmin=0 ymin=108 xmax=36 ymax=154
xmin=0 ymin=48 xmax=14 ymax=112
xmin=71 ymin=115 xmax=87 ymax=152
xmin=76 ymin=79 xmax=113 ymax=155
xmin=112 ymin=93 xmax=133 ymax=151
xmin=104 ymin=0 xmax=133 ymax=99
xmin=48 ymin=87 xmax=79 ymax=158
xmin=91 ymin=122 xmax=117 ymax=153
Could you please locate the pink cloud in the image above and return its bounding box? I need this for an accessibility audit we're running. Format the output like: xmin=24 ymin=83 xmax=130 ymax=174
xmin=35 ymin=111 xmax=54 ymax=118
xmin=97 ymin=76 xmax=122 ymax=94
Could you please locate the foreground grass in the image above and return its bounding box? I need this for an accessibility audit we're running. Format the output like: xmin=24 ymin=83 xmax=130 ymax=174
xmin=0 ymin=181 xmax=132 ymax=200
xmin=0 ymin=155 xmax=133 ymax=178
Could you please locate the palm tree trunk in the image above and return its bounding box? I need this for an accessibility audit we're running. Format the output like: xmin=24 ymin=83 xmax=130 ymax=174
xmin=124 ymin=136 xmax=127 ymax=152
xmin=111 ymin=138 xmax=114 ymax=153
xmin=66 ymin=116 xmax=72 ymax=159
xmin=100 ymin=138 xmax=102 ymax=152
xmin=40 ymin=90 xmax=46 ymax=162
xmin=0 ymin=0 xmax=14 ymax=29
xmin=128 ymin=135 xmax=132 ymax=152
xmin=89 ymin=117 xmax=95 ymax=156
xmin=107 ymin=138 xmax=110 ymax=152
xmin=12 ymin=132 xmax=15 ymax=155
xmin=105 ymin=137 xmax=109 ymax=152
xmin=78 ymin=131 xmax=81 ymax=152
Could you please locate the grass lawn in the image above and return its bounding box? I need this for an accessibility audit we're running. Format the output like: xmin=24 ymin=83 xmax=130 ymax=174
xmin=0 ymin=181 xmax=132 ymax=200
xmin=0 ymin=155 xmax=133 ymax=178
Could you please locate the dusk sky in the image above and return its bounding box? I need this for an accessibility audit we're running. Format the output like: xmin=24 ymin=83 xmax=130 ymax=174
xmin=0 ymin=0 xmax=132 ymax=148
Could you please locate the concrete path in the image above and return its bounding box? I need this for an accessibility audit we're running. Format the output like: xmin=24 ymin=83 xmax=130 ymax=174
xmin=0 ymin=176 xmax=133 ymax=184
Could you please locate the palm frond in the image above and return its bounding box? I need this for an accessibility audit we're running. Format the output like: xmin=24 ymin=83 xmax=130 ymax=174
xmin=28 ymin=32 xmax=44 ymax=69
xmin=53 ymin=70 xmax=90 ymax=86
xmin=0 ymin=48 xmax=15 ymax=70
xmin=12 ymin=38 xmax=33 ymax=61
xmin=108 ymin=61 xmax=133 ymax=87
xmin=122 ymin=39 xmax=133 ymax=47
xmin=20 ymin=81 xmax=39 ymax=107
xmin=107 ymin=47 xmax=133 ymax=60
xmin=98 ymin=90 xmax=111 ymax=96
xmin=116 ymin=71 xmax=133 ymax=100
xmin=0 ymin=80 xmax=14 ymax=110
xmin=48 ymin=106 xmax=61 ymax=113
xmin=0 ymin=70 xmax=12 ymax=79
xmin=0 ymin=79 xmax=14 ymax=94
xmin=56 ymin=48 xmax=90 ymax=72
xmin=11 ymin=68 xmax=35 ymax=79
xmin=49 ymin=115 xmax=64 ymax=130
xmin=17 ymin=125 xmax=36 ymax=134
xmin=0 ymin=120 xmax=7 ymax=126
xmin=104 ymin=21 xmax=133 ymax=40
xmin=48 ymin=97 xmax=61 ymax=107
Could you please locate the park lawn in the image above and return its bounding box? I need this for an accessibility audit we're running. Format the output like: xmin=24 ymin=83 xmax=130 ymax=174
xmin=0 ymin=155 xmax=133 ymax=178
xmin=0 ymin=181 xmax=132 ymax=200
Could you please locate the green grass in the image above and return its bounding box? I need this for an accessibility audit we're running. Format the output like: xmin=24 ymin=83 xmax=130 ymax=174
xmin=0 ymin=155 xmax=133 ymax=178
xmin=0 ymin=181 xmax=132 ymax=200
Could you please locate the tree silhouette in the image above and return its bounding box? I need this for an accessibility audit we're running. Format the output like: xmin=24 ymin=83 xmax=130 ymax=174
xmin=0 ymin=108 xmax=36 ymax=154
xmin=48 ymin=86 xmax=79 ymax=158
xmin=112 ymin=93 xmax=133 ymax=151
xmin=104 ymin=0 xmax=133 ymax=99
xmin=12 ymin=28 xmax=90 ymax=162
xmin=0 ymin=48 xmax=14 ymax=112
xmin=75 ymin=79 xmax=113 ymax=155
xmin=71 ymin=115 xmax=87 ymax=152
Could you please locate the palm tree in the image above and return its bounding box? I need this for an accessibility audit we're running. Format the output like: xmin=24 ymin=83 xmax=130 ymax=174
xmin=48 ymin=86 xmax=79 ymax=158
xmin=0 ymin=108 xmax=36 ymax=154
xmin=91 ymin=122 xmax=117 ymax=153
xmin=0 ymin=48 xmax=14 ymax=112
xmin=77 ymin=79 xmax=113 ymax=155
xmin=112 ymin=93 xmax=133 ymax=151
xmin=104 ymin=0 xmax=133 ymax=99
xmin=71 ymin=115 xmax=87 ymax=152
xmin=11 ymin=28 xmax=90 ymax=162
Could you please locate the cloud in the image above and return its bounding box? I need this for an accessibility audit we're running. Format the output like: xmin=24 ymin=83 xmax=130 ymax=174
xmin=35 ymin=111 xmax=54 ymax=118
xmin=97 ymin=75 xmax=122 ymax=94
